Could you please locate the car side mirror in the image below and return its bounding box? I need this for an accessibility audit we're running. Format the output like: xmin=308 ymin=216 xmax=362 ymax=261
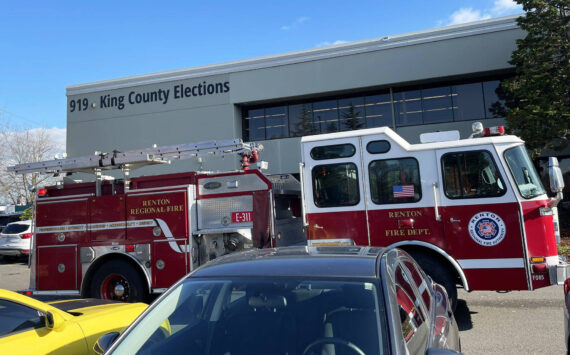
xmin=94 ymin=332 xmax=120 ymax=355
xmin=549 ymin=157 xmax=565 ymax=193
xmin=45 ymin=311 xmax=55 ymax=329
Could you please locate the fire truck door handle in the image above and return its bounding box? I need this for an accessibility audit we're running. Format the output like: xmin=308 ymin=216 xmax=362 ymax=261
xmin=449 ymin=218 xmax=461 ymax=223
xmin=313 ymin=224 xmax=324 ymax=229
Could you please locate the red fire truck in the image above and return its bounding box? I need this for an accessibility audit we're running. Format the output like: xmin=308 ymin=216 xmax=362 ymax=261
xmin=9 ymin=123 xmax=567 ymax=307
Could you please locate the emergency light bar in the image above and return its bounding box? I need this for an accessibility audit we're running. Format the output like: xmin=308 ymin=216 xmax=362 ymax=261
xmin=471 ymin=122 xmax=505 ymax=137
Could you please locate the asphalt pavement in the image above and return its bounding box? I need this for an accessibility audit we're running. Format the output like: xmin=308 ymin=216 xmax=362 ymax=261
xmin=0 ymin=256 xmax=566 ymax=354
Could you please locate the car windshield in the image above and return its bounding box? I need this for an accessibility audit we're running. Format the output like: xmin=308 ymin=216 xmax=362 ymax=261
xmin=504 ymin=145 xmax=546 ymax=199
xmin=2 ymin=223 xmax=29 ymax=234
xmin=110 ymin=277 xmax=386 ymax=355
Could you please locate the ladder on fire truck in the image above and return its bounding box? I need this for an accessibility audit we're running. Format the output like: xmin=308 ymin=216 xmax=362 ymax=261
xmin=8 ymin=139 xmax=263 ymax=195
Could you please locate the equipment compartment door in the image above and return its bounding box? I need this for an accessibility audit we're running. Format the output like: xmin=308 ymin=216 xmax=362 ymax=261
xmin=152 ymin=238 xmax=189 ymax=288
xmin=436 ymin=146 xmax=529 ymax=291
xmin=37 ymin=245 xmax=77 ymax=290
xmin=89 ymin=194 xmax=126 ymax=242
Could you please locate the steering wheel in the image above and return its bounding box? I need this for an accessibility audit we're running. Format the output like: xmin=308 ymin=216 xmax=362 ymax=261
xmin=302 ymin=337 xmax=366 ymax=355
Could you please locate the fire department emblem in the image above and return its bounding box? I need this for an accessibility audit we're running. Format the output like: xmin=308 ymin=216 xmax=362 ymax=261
xmin=468 ymin=212 xmax=506 ymax=247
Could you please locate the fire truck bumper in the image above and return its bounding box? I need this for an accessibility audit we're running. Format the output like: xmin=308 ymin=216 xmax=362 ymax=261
xmin=553 ymin=258 xmax=570 ymax=285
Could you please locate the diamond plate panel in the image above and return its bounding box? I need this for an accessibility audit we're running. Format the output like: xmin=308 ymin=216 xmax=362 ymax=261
xmin=198 ymin=195 xmax=253 ymax=230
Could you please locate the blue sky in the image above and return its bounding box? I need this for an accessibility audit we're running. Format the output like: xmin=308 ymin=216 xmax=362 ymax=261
xmin=0 ymin=0 xmax=523 ymax=143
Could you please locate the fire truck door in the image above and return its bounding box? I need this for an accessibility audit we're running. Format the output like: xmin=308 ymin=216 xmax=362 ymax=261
xmin=361 ymin=137 xmax=444 ymax=248
xmin=302 ymin=137 xmax=368 ymax=245
xmin=436 ymin=146 xmax=529 ymax=291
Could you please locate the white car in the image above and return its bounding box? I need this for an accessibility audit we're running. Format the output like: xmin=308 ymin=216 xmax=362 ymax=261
xmin=0 ymin=220 xmax=32 ymax=261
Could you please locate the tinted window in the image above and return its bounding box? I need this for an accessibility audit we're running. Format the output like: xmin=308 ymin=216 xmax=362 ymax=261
xmin=422 ymin=86 xmax=453 ymax=123
xmin=442 ymin=151 xmax=506 ymax=199
xmin=265 ymin=106 xmax=288 ymax=139
xmin=289 ymin=103 xmax=315 ymax=137
xmin=483 ymin=80 xmax=506 ymax=118
xmin=367 ymin=140 xmax=390 ymax=154
xmin=313 ymin=163 xmax=360 ymax=207
xmin=313 ymin=100 xmax=339 ymax=133
xmin=0 ymin=299 xmax=44 ymax=337
xmin=394 ymin=90 xmax=422 ymax=126
xmin=110 ymin=278 xmax=387 ymax=355
xmin=338 ymin=97 xmax=366 ymax=131
xmin=369 ymin=158 xmax=421 ymax=204
xmin=245 ymin=108 xmax=266 ymax=141
xmin=365 ymin=93 xmax=393 ymax=128
xmin=2 ymin=223 xmax=29 ymax=234
xmin=310 ymin=144 xmax=355 ymax=160
xmin=452 ymin=83 xmax=485 ymax=121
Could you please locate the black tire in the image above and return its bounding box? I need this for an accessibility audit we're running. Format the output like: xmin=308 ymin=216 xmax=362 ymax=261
xmin=90 ymin=259 xmax=148 ymax=303
xmin=409 ymin=252 xmax=458 ymax=312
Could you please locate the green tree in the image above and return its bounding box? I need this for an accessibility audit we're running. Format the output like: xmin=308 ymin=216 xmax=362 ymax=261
xmin=502 ymin=0 xmax=570 ymax=156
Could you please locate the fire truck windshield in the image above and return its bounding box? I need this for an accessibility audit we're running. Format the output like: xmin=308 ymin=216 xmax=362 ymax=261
xmin=504 ymin=146 xmax=546 ymax=199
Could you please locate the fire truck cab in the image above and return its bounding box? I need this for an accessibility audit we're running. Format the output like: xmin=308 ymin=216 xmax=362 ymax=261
xmin=301 ymin=123 xmax=567 ymax=306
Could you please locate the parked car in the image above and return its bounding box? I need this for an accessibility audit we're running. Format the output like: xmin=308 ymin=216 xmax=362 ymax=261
xmin=0 ymin=220 xmax=32 ymax=261
xmin=564 ymin=278 xmax=570 ymax=354
xmin=0 ymin=213 xmax=23 ymax=233
xmin=98 ymin=246 xmax=461 ymax=354
xmin=0 ymin=289 xmax=147 ymax=355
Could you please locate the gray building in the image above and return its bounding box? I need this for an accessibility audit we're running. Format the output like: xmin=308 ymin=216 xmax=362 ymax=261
xmin=66 ymin=16 xmax=524 ymax=177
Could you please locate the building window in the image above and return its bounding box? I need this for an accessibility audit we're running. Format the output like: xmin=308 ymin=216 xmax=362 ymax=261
xmin=312 ymin=163 xmax=360 ymax=207
xmin=242 ymin=77 xmax=509 ymax=142
xmin=369 ymin=158 xmax=421 ymax=204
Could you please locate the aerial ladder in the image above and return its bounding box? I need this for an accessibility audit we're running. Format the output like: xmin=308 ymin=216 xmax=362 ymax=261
xmin=8 ymin=139 xmax=263 ymax=195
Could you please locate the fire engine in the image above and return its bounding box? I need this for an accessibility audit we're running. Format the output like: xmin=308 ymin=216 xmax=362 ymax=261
xmin=9 ymin=122 xmax=568 ymax=308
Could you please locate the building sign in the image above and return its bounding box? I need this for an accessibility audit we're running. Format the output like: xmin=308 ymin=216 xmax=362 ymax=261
xmin=69 ymin=80 xmax=230 ymax=112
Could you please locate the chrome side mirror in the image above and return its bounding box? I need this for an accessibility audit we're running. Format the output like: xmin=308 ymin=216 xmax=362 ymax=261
xmin=549 ymin=157 xmax=565 ymax=193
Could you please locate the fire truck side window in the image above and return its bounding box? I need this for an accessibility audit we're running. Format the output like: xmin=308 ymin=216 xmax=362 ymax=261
xmin=441 ymin=151 xmax=506 ymax=199
xmin=310 ymin=143 xmax=356 ymax=160
xmin=368 ymin=158 xmax=421 ymax=204
xmin=312 ymin=163 xmax=360 ymax=207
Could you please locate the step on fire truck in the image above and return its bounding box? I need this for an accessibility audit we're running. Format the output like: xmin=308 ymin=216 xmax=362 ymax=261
xmin=10 ymin=122 xmax=568 ymax=307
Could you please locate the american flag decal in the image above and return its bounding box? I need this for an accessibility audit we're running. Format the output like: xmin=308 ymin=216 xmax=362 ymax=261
xmin=393 ymin=185 xmax=414 ymax=198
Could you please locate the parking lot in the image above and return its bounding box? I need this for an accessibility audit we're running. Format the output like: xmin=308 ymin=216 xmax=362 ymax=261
xmin=0 ymin=256 xmax=565 ymax=354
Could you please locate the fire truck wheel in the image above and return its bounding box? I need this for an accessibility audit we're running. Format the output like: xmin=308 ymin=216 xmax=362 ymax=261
xmin=409 ymin=252 xmax=458 ymax=312
xmin=90 ymin=259 xmax=148 ymax=303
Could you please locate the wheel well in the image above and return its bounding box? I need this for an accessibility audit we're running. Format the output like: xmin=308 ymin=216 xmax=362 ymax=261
xmin=398 ymin=245 xmax=464 ymax=288
xmin=81 ymin=253 xmax=149 ymax=298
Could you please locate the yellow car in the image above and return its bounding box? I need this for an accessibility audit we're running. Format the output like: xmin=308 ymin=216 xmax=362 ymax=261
xmin=0 ymin=289 xmax=147 ymax=355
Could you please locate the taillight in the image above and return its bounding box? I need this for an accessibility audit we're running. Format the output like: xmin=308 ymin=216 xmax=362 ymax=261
xmin=20 ymin=233 xmax=31 ymax=239
xmin=38 ymin=188 xmax=47 ymax=197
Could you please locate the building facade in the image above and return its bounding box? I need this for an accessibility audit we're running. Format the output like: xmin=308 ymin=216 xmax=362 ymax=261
xmin=66 ymin=16 xmax=523 ymax=177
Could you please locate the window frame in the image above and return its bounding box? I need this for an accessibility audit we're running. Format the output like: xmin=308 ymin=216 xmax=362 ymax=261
xmin=368 ymin=157 xmax=422 ymax=205
xmin=440 ymin=149 xmax=507 ymax=200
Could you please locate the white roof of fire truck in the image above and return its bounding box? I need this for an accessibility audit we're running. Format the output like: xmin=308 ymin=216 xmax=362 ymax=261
xmin=301 ymin=125 xmax=523 ymax=151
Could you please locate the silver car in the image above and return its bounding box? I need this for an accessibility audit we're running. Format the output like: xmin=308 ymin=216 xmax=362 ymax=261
xmin=98 ymin=246 xmax=461 ymax=354
xmin=0 ymin=220 xmax=32 ymax=261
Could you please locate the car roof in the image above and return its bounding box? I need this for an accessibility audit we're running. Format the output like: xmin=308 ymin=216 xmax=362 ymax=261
xmin=190 ymin=246 xmax=385 ymax=279
xmin=6 ymin=220 xmax=31 ymax=226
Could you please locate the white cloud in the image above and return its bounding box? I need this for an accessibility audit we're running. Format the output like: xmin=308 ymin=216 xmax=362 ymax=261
xmin=316 ymin=40 xmax=348 ymax=48
xmin=443 ymin=1 xmax=523 ymax=27
xmin=492 ymin=0 xmax=522 ymax=15
xmin=281 ymin=16 xmax=309 ymax=31
xmin=448 ymin=8 xmax=491 ymax=25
